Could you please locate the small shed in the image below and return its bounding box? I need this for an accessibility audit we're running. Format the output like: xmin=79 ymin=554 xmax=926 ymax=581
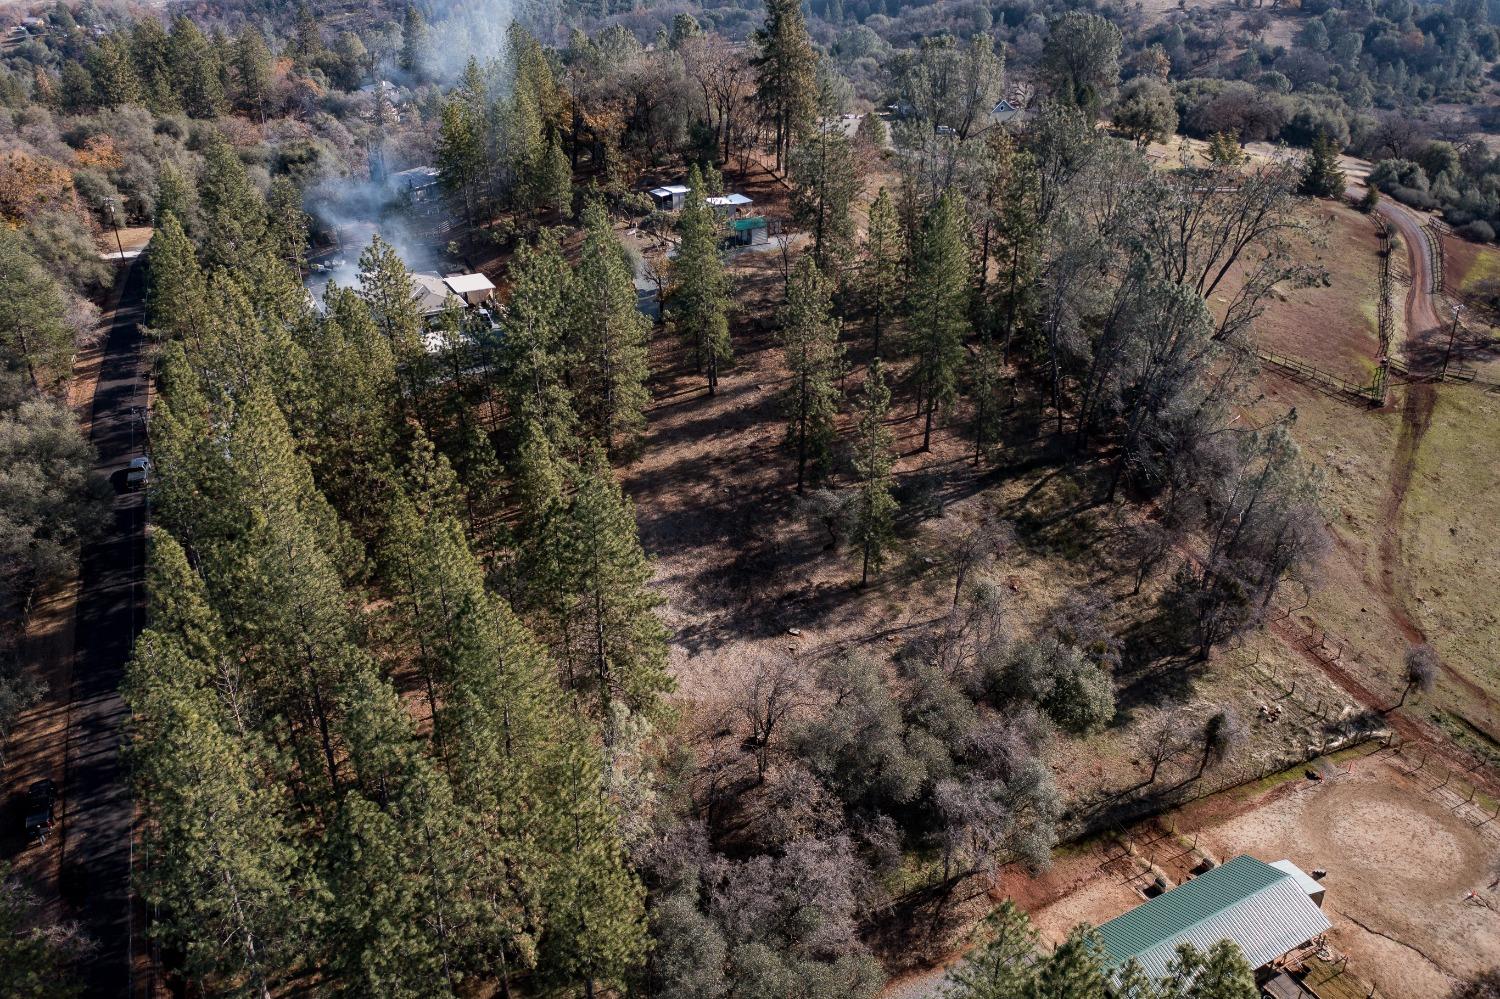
xmin=706 ymin=193 xmax=753 ymax=215
xmin=649 ymin=184 xmax=690 ymax=211
xmin=1096 ymin=856 xmax=1331 ymax=982
xmin=729 ymin=216 xmax=768 ymax=246
xmin=443 ymin=272 xmax=496 ymax=307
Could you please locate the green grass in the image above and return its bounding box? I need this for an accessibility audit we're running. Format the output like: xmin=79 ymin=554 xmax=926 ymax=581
xmin=1400 ymin=386 xmax=1500 ymax=726
xmin=1459 ymin=241 xmax=1500 ymax=291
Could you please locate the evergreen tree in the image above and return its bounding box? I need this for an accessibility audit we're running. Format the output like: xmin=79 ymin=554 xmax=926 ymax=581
xmin=127 ymin=631 xmax=302 ymax=999
xmin=753 ymin=0 xmax=818 ymax=172
xmin=297 ymin=284 xmax=402 ymax=540
xmin=233 ymin=27 xmax=272 ymax=122
xmin=400 ymin=4 xmax=431 ymax=79
xmin=197 ymin=136 xmax=268 ymax=271
xmin=502 ymin=229 xmax=577 ymax=448
xmin=437 ymin=97 xmax=486 ymax=229
xmin=862 ymin=187 xmax=905 ymax=360
xmin=570 ymin=204 xmax=652 ymax=458
xmin=1299 ymin=132 xmax=1347 ymax=199
xmin=790 ymin=125 xmax=860 ymax=271
xmin=131 ymin=18 xmax=180 ymax=115
xmin=266 ymin=178 xmax=310 ymax=275
xmin=671 ymin=166 xmax=732 ymax=395
xmin=540 ymin=134 xmax=573 ymax=217
xmin=1033 ymin=927 xmax=1111 ymax=999
xmin=943 ymin=900 xmax=1039 ymax=999
xmin=778 ymin=256 xmax=843 ymax=492
xmin=167 ymin=15 xmax=225 ymax=118
xmin=908 ymin=192 xmax=970 ymax=450
xmin=89 ymin=34 xmax=141 ymax=109
xmin=549 ymin=447 xmax=672 ymax=738
xmin=969 ymin=339 xmax=1006 ymax=466
xmin=356 ymin=235 xmax=427 ymax=402
xmin=848 ymin=360 xmax=896 ymax=586
xmin=1160 ymin=940 xmax=1258 ymax=999
xmin=0 ymin=229 xmax=74 ymax=391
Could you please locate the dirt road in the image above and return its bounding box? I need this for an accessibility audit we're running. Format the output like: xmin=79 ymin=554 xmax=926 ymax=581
xmin=2 ymin=259 xmax=149 ymax=996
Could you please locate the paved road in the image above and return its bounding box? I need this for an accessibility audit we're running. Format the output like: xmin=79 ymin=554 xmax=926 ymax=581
xmin=62 ymin=258 xmax=148 ymax=996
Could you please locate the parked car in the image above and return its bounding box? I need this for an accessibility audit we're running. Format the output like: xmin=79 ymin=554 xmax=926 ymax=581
xmin=25 ymin=778 xmax=57 ymax=845
xmin=125 ymin=455 xmax=150 ymax=489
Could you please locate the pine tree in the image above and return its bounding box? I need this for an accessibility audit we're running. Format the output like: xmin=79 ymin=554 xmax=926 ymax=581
xmin=848 ymin=360 xmax=896 ymax=586
xmin=671 ymin=166 xmax=732 ymax=395
xmin=753 ymin=0 xmax=818 ymax=172
xmin=197 ymin=136 xmax=268 ymax=271
xmin=400 ymin=4 xmax=431 ymax=80
xmin=1033 ymin=927 xmax=1110 ymax=999
xmin=790 ymin=125 xmax=859 ymax=270
xmin=536 ymin=736 xmax=650 ymax=998
xmin=908 ymin=192 xmax=970 ymax=451
xmin=570 ymin=204 xmax=652 ymax=458
xmin=436 ymin=97 xmax=487 ymax=229
xmin=233 ymin=27 xmax=272 ymax=121
xmin=550 ymin=447 xmax=672 ymax=737
xmin=297 ymin=284 xmax=402 ymax=539
xmin=131 ymin=18 xmax=180 ymax=115
xmin=89 ymin=33 xmax=141 ymax=109
xmin=502 ymin=229 xmax=577 ymax=448
xmin=862 ymin=187 xmax=905 ymax=360
xmin=969 ymin=339 xmax=1006 ymax=466
xmin=943 ymin=900 xmax=1039 ymax=999
xmin=356 ymin=235 xmax=427 ymax=405
xmin=127 ymin=632 xmax=302 ymax=999
xmin=266 ymin=178 xmax=310 ymax=275
xmin=778 ymin=256 xmax=844 ymax=492
xmin=540 ymin=134 xmax=573 ymax=218
xmin=0 ymin=228 xmax=75 ymax=391
xmin=1299 ymin=132 xmax=1346 ymax=199
xmin=167 ymin=15 xmax=225 ymax=119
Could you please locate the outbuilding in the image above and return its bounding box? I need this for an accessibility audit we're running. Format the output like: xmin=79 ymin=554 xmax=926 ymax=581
xmin=706 ymin=193 xmax=753 ymax=215
xmin=442 ymin=272 xmax=496 ymax=307
xmin=649 ymin=184 xmax=691 ymax=211
xmin=1095 ymin=856 xmax=1331 ymax=983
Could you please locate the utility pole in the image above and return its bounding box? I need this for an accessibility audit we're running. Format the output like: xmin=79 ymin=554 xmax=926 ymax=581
xmin=106 ymin=198 xmax=125 ymax=258
xmin=1441 ymin=303 xmax=1463 ymax=380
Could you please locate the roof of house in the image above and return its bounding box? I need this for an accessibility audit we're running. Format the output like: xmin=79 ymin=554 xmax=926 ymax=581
xmin=650 ymin=184 xmax=691 ymax=197
xmin=730 ymin=216 xmax=766 ymax=231
xmin=707 ymin=193 xmax=753 ymax=207
xmin=410 ymin=272 xmax=456 ymax=315
xmin=1096 ymin=856 xmax=1331 ymax=981
xmin=443 ymin=273 xmax=495 ymax=295
xmin=1269 ymin=860 xmax=1325 ymax=898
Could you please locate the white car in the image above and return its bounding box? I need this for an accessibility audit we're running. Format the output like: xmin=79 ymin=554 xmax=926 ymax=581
xmin=125 ymin=456 xmax=151 ymax=489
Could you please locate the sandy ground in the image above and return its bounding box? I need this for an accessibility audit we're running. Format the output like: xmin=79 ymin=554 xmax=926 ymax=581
xmin=1189 ymin=755 xmax=1500 ymax=998
xmin=885 ymin=754 xmax=1500 ymax=998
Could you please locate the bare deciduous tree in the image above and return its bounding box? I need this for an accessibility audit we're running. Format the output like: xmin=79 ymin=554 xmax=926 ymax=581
xmin=740 ymin=655 xmax=804 ymax=780
xmin=1396 ymin=643 xmax=1440 ymax=709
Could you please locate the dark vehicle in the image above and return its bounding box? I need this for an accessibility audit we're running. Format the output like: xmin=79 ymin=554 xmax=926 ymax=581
xmin=25 ymin=778 xmax=57 ymax=845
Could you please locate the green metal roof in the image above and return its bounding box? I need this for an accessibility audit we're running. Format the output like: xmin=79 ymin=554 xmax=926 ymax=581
xmin=1096 ymin=856 xmax=1331 ymax=980
xmin=730 ymin=216 xmax=766 ymax=231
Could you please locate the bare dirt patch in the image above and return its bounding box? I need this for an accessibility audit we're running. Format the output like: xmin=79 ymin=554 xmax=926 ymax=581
xmin=1184 ymin=756 xmax=1500 ymax=998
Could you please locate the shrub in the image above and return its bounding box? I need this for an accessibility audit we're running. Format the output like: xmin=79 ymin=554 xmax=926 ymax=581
xmin=1457 ymin=220 xmax=1496 ymax=243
